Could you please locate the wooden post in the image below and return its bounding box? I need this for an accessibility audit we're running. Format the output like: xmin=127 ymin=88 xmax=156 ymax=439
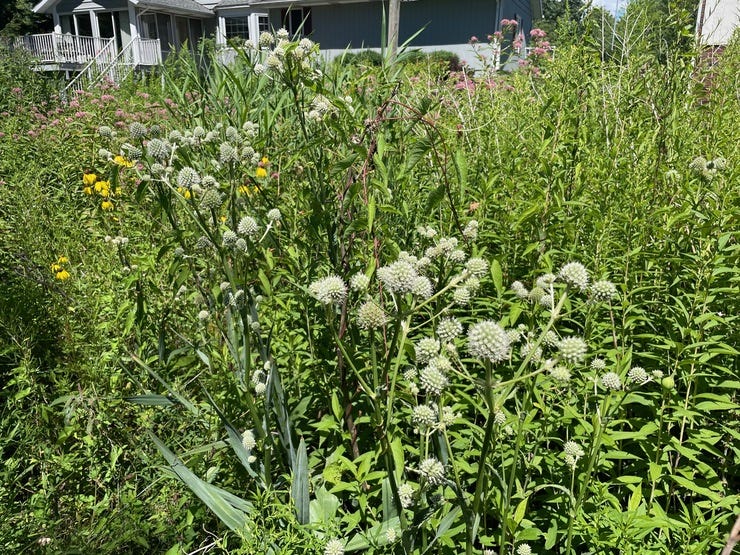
xmin=388 ymin=0 xmax=401 ymax=62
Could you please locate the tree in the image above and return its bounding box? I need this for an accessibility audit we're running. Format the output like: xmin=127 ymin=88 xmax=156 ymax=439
xmin=537 ymin=0 xmax=590 ymax=42
xmin=0 ymin=0 xmax=49 ymax=38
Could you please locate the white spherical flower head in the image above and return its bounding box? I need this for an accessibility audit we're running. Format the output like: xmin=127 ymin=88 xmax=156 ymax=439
xmin=535 ymin=273 xmax=557 ymax=290
xmin=590 ymin=358 xmax=606 ymax=370
xmin=349 ymin=272 xmax=370 ymax=292
xmin=468 ymin=320 xmax=511 ymax=363
xmin=419 ymin=457 xmax=445 ymax=485
xmin=437 ymin=317 xmax=463 ymax=342
xmin=412 ymin=275 xmax=434 ymax=299
xmin=559 ymin=262 xmax=589 ymax=290
xmin=590 ymin=280 xmax=618 ymax=302
xmin=197 ymin=309 xmax=210 ymax=321
xmin=177 ymin=167 xmax=200 ymax=189
xmin=219 ymin=142 xmax=239 ymax=164
xmin=415 ymin=337 xmax=440 ymax=364
xmin=267 ymin=208 xmax=282 ymax=222
xmin=377 ymin=260 xmax=418 ymax=294
xmin=563 ymin=440 xmax=585 ymax=459
xmin=465 ymin=257 xmax=489 ymax=278
xmin=129 ymin=121 xmax=147 ymax=139
xmin=601 ymin=371 xmax=622 ymax=391
xmin=511 ymin=280 xmax=529 ymax=299
xmin=420 ymin=365 xmax=448 ymax=395
xmin=237 ymin=216 xmax=259 ymax=238
xmin=324 ymin=538 xmax=345 ymax=555
xmin=516 ymin=544 xmax=533 ymax=555
xmin=463 ymin=219 xmax=479 ymax=240
xmin=356 ymin=301 xmax=387 ymax=330
xmin=241 ymin=429 xmax=256 ymax=450
xmin=309 ymin=275 xmax=348 ymax=306
xmin=453 ymin=286 xmax=471 ymax=306
xmin=627 ymin=366 xmax=649 ymax=385
xmin=557 ymin=336 xmax=587 ymax=365
xmin=398 ymin=483 xmax=415 ymax=508
xmin=258 ymin=31 xmax=274 ymax=47
xmin=276 ymin=27 xmax=289 ymax=40
xmin=222 ymin=230 xmax=238 ymax=247
xmin=412 ymin=404 xmax=437 ymax=427
xmin=448 ymin=249 xmax=467 ymax=263
xmin=549 ymin=365 xmax=571 ymax=383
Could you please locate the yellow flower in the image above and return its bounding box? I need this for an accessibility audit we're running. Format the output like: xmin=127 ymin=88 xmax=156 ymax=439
xmin=177 ymin=187 xmax=192 ymax=199
xmin=239 ymin=184 xmax=258 ymax=196
xmin=261 ymin=156 xmax=269 ymax=165
xmin=255 ymin=167 xmax=267 ymax=179
xmin=83 ymin=186 xmax=93 ymax=195
xmin=51 ymin=263 xmax=62 ymax=272
xmin=94 ymin=180 xmax=110 ymax=194
xmin=55 ymin=269 xmax=71 ymax=281
xmin=101 ymin=200 xmax=114 ymax=211
xmin=113 ymin=155 xmax=134 ymax=168
xmin=57 ymin=256 xmax=69 ymax=264
xmin=83 ymin=173 xmax=97 ymax=186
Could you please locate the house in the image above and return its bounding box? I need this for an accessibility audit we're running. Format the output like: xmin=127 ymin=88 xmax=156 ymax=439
xmin=19 ymin=0 xmax=543 ymax=83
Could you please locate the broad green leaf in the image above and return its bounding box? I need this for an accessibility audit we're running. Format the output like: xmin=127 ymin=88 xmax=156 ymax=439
xmin=292 ymin=437 xmax=309 ymax=524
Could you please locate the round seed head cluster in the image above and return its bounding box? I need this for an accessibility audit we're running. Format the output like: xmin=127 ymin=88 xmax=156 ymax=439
xmin=590 ymin=280 xmax=618 ymax=302
xmin=516 ymin=544 xmax=533 ymax=555
xmin=225 ymin=125 xmax=239 ymax=142
xmin=222 ymin=230 xmax=238 ymax=247
xmin=309 ymin=275 xmax=348 ymax=305
xmin=177 ymin=167 xmax=200 ymax=189
xmin=521 ymin=342 xmax=543 ymax=364
xmin=601 ymin=371 xmax=622 ymax=391
xmin=437 ymin=317 xmax=463 ymax=342
xmin=463 ymin=219 xmax=478 ymax=240
xmin=494 ymin=410 xmax=506 ymax=425
xmin=590 ymin=358 xmax=606 ymax=370
xmin=195 ymin=235 xmax=213 ymax=250
xmin=398 ymin=483 xmax=415 ymax=508
xmin=453 ymin=286 xmax=471 ymax=305
xmin=463 ymin=276 xmax=481 ymax=292
xmin=536 ymin=273 xmax=557 ymax=289
xmin=542 ymin=330 xmax=559 ymax=348
xmin=241 ymin=429 xmax=256 ymax=450
xmin=428 ymin=355 xmax=452 ymax=374
xmin=258 ymin=31 xmax=274 ymax=47
xmin=412 ymin=404 xmax=437 ymax=427
xmin=538 ymin=292 xmax=553 ymax=308
xmin=420 ymin=365 xmax=448 ymax=395
xmin=147 ymin=138 xmax=170 ymax=161
xmin=465 ymin=257 xmax=488 ymax=277
xmin=324 ymin=539 xmax=345 ymax=555
xmin=419 ymin=457 xmax=445 ymax=485
xmin=437 ymin=237 xmax=458 ymax=253
xmin=557 ymin=336 xmax=587 ymax=365
xmin=511 ymin=280 xmax=529 ymax=299
xmin=356 ymin=301 xmax=387 ymax=329
xmin=267 ymin=208 xmax=282 ymax=222
xmin=377 ymin=260 xmax=418 ymax=294
xmin=559 ymin=262 xmax=589 ymax=290
xmin=237 ymin=216 xmax=259 ymax=237
xmin=219 ymin=142 xmax=239 ymax=164
xmin=235 ymin=238 xmax=248 ymax=252
xmin=415 ymin=338 xmax=440 ymax=364
xmin=129 ymin=121 xmax=147 ymax=139
xmin=651 ymin=369 xmax=664 ymax=380
xmin=412 ymin=276 xmax=434 ymax=299
xmin=440 ymin=406 xmax=457 ymax=428
xmin=468 ymin=321 xmax=511 ymax=363
xmin=197 ymin=309 xmax=210 ymax=321
xmin=349 ymin=272 xmax=370 ymax=292
xmin=98 ymin=125 xmax=113 ymax=138
xmin=549 ymin=365 xmax=571 ymax=383
xmin=448 ymin=249 xmax=467 ymax=263
xmin=627 ymin=366 xmax=649 ymax=385
xmin=564 ymin=440 xmax=585 ymax=459
xmin=200 ymin=189 xmax=222 ymax=211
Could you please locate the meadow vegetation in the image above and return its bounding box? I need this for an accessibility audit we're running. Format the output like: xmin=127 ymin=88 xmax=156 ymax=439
xmin=0 ymin=27 xmax=738 ymax=554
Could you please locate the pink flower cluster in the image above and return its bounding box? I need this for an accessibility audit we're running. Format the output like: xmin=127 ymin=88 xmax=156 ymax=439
xmin=500 ymin=19 xmax=518 ymax=27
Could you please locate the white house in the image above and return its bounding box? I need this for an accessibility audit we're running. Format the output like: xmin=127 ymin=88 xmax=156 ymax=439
xmin=696 ymin=0 xmax=740 ymax=46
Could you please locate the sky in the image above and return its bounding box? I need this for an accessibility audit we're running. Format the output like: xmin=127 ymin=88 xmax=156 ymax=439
xmin=591 ymin=0 xmax=626 ymax=17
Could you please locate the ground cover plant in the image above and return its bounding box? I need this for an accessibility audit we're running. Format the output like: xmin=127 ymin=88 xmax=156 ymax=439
xmin=0 ymin=27 xmax=738 ymax=555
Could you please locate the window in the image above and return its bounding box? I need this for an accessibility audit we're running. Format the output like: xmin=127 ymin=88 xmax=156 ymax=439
xmin=280 ymin=7 xmax=312 ymax=38
xmin=225 ymin=16 xmax=249 ymax=40
xmin=140 ymin=14 xmax=158 ymax=39
xmin=75 ymin=13 xmax=93 ymax=36
xmin=256 ymin=14 xmax=269 ymax=33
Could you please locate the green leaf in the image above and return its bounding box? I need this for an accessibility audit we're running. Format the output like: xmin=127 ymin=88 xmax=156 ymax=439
xmin=292 ymin=437 xmax=309 ymax=524
xmin=124 ymin=394 xmax=174 ymax=407
xmin=309 ymin=486 xmax=340 ymax=526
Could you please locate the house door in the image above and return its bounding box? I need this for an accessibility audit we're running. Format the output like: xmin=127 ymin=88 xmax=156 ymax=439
xmin=97 ymin=12 xmax=123 ymax=51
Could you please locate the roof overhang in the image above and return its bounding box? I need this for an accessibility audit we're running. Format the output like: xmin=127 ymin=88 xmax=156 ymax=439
xmin=32 ymin=0 xmax=62 ymax=14
xmin=130 ymin=0 xmax=214 ymax=17
xmin=216 ymin=0 xmax=375 ymax=8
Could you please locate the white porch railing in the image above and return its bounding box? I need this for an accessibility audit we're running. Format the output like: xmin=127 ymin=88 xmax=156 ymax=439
xmin=15 ymin=33 xmax=115 ymax=65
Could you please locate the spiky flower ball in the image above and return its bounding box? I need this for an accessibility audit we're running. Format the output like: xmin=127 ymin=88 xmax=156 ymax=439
xmin=601 ymin=371 xmax=622 ymax=391
xmin=549 ymin=365 xmax=571 ymax=383
xmin=98 ymin=125 xmax=113 ymax=138
xmin=559 ymin=262 xmax=589 ymax=290
xmin=222 ymin=230 xmax=238 ymax=247
xmin=195 ymin=235 xmax=213 ymax=250
xmin=428 ymin=355 xmax=452 ymax=375
xmin=453 ymin=286 xmax=471 ymax=306
xmin=219 ymin=142 xmax=239 ymax=164
xmin=309 ymin=275 xmax=347 ymax=305
xmin=241 ymin=429 xmax=256 ymax=450
xmin=398 ymin=483 xmax=415 ymax=508
xmin=590 ymin=358 xmax=606 ymax=370
xmin=512 ymin=280 xmax=529 ymax=299
xmin=557 ymin=336 xmax=587 ymax=365
xmin=147 ymin=138 xmax=170 ymax=161
xmin=465 ymin=257 xmax=488 ymax=277
xmin=468 ymin=321 xmax=511 ymax=363
xmin=464 ymin=276 xmax=481 ymax=292
xmin=200 ymin=189 xmax=222 ymax=211
xmin=437 ymin=317 xmax=463 ymax=342
xmin=349 ymin=272 xmax=370 ymax=292
xmin=356 ymin=301 xmax=387 ymax=329
xmin=377 ymin=261 xmax=418 ymax=294
xmin=536 ymin=273 xmax=557 ymax=289
xmin=412 ymin=404 xmax=437 ymax=427
xmin=177 ymin=167 xmax=200 ymax=189
xmin=590 ymin=280 xmax=618 ymax=302
xmin=129 ymin=121 xmax=147 ymax=139
xmin=448 ymin=249 xmax=467 ymax=263
xmin=627 ymin=366 xmax=649 ymax=385
xmin=463 ymin=219 xmax=479 ymax=240
xmin=237 ymin=216 xmax=259 ymax=238
xmin=267 ymin=208 xmax=282 ymax=222
xmin=516 ymin=544 xmax=533 ymax=555
xmin=419 ymin=457 xmax=445 ymax=485
xmin=415 ymin=338 xmax=440 ymax=364
xmin=412 ymin=276 xmax=434 ymax=299
xmin=420 ymin=365 xmax=448 ymax=395
xmin=324 ymin=538 xmax=345 ymax=555
xmin=197 ymin=310 xmax=210 ymax=321
xmin=542 ymin=330 xmax=559 ymax=348
xmin=563 ymin=440 xmax=584 ymax=469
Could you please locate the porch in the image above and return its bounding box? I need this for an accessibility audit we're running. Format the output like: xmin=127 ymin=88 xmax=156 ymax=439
xmin=14 ymin=32 xmax=161 ymax=70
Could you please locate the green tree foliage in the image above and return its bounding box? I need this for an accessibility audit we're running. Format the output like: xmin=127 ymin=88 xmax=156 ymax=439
xmin=0 ymin=0 xmax=49 ymax=37
xmin=614 ymin=0 xmax=697 ymax=59
xmin=537 ymin=0 xmax=590 ymax=42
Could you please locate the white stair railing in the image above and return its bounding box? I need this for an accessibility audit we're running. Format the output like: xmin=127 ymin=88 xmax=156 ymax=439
xmin=62 ymin=37 xmax=118 ymax=96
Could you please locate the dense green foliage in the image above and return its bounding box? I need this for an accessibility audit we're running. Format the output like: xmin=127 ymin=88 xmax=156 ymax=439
xmin=1 ymin=31 xmax=738 ymax=554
